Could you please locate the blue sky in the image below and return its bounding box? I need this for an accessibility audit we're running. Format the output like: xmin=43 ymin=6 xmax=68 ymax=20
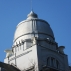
xmin=0 ymin=0 xmax=71 ymax=65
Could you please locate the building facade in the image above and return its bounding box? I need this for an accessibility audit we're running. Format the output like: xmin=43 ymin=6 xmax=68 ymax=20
xmin=4 ymin=11 xmax=69 ymax=71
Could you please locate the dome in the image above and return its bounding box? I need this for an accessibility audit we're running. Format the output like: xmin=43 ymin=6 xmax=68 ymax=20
xmin=13 ymin=11 xmax=55 ymax=45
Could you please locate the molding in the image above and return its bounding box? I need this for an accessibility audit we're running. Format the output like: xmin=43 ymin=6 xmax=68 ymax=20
xmin=37 ymin=44 xmax=65 ymax=57
xmin=13 ymin=32 xmax=55 ymax=43
xmin=9 ymin=50 xmax=32 ymax=62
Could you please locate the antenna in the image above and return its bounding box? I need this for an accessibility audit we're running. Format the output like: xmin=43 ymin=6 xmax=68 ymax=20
xmin=31 ymin=0 xmax=33 ymax=11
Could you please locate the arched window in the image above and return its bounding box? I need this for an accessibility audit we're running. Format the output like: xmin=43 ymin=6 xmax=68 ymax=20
xmin=47 ymin=57 xmax=50 ymax=66
xmin=56 ymin=60 xmax=59 ymax=69
xmin=47 ymin=57 xmax=60 ymax=69
xmin=51 ymin=57 xmax=55 ymax=67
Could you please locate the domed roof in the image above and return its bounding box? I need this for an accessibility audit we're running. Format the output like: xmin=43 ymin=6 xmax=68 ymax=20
xmin=13 ymin=11 xmax=55 ymax=44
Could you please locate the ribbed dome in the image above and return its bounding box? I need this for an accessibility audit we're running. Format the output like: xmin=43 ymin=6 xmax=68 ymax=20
xmin=13 ymin=11 xmax=55 ymax=45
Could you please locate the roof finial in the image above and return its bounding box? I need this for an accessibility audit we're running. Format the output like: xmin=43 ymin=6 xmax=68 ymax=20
xmin=31 ymin=0 xmax=33 ymax=11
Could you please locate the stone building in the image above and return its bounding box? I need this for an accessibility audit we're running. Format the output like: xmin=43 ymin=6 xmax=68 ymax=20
xmin=0 ymin=11 xmax=69 ymax=71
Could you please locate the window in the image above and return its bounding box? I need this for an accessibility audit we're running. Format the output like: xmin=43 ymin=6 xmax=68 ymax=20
xmin=51 ymin=57 xmax=54 ymax=67
xmin=47 ymin=57 xmax=50 ymax=66
xmin=47 ymin=57 xmax=60 ymax=69
xmin=56 ymin=60 xmax=59 ymax=69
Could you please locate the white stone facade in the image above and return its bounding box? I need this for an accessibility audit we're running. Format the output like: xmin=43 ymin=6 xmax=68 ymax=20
xmin=4 ymin=11 xmax=69 ymax=71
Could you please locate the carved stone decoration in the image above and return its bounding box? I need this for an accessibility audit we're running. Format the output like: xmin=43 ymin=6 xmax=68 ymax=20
xmin=32 ymin=37 xmax=37 ymax=44
xmin=4 ymin=49 xmax=13 ymax=58
xmin=58 ymin=46 xmax=65 ymax=54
